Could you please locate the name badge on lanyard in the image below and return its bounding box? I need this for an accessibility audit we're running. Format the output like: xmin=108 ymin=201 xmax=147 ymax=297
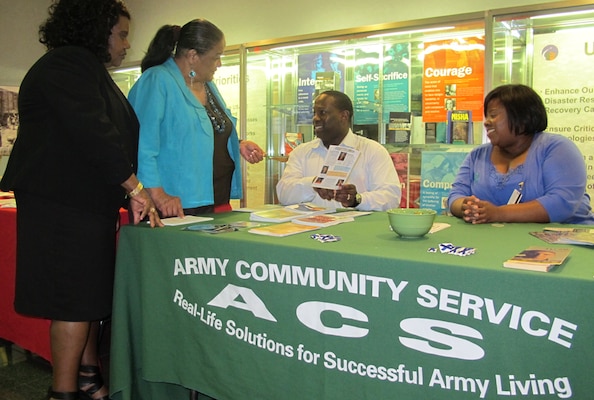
xmin=507 ymin=182 xmax=524 ymax=204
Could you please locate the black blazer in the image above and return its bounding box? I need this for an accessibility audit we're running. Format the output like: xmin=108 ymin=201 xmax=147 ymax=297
xmin=0 ymin=46 xmax=140 ymax=217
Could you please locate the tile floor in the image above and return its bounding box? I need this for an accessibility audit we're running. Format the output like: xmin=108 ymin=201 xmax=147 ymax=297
xmin=0 ymin=344 xmax=52 ymax=400
xmin=0 ymin=321 xmax=111 ymax=400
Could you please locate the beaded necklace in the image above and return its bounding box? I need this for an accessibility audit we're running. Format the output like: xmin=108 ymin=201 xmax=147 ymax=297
xmin=204 ymin=84 xmax=226 ymax=134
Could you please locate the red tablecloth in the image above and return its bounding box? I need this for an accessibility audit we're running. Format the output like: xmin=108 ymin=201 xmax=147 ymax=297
xmin=0 ymin=207 xmax=129 ymax=363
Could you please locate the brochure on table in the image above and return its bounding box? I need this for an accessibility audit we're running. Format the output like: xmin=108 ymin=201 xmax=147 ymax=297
xmin=249 ymin=203 xmax=333 ymax=223
xmin=157 ymin=216 xmax=214 ymax=226
xmin=291 ymin=214 xmax=355 ymax=227
xmin=248 ymin=222 xmax=320 ymax=237
xmin=530 ymin=227 xmax=594 ymax=246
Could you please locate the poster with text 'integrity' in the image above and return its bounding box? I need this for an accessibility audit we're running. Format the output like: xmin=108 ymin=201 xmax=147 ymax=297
xmin=422 ymin=36 xmax=484 ymax=124
xmin=532 ymin=28 xmax=594 ymax=199
xmin=297 ymin=52 xmax=345 ymax=125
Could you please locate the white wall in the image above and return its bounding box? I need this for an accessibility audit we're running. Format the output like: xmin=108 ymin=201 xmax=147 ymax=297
xmin=0 ymin=0 xmax=570 ymax=86
xmin=0 ymin=0 xmax=49 ymax=86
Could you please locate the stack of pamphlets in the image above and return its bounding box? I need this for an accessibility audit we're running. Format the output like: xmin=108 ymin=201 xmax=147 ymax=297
xmin=248 ymin=222 xmax=320 ymax=237
xmin=291 ymin=213 xmax=354 ymax=228
xmin=249 ymin=203 xmax=332 ymax=223
xmin=248 ymin=205 xmax=374 ymax=237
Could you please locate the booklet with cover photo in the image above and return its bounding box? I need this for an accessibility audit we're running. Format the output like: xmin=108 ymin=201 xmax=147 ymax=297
xmin=503 ymin=246 xmax=572 ymax=272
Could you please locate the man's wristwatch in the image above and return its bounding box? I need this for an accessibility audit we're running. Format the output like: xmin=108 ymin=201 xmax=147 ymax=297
xmin=354 ymin=193 xmax=362 ymax=206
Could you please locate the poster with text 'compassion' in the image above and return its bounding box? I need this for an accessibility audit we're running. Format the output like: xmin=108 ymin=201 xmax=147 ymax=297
xmin=422 ymin=37 xmax=484 ymax=123
xmin=532 ymin=27 xmax=594 ymax=199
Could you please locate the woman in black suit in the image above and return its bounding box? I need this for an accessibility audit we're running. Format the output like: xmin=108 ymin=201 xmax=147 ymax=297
xmin=0 ymin=1 xmax=162 ymax=399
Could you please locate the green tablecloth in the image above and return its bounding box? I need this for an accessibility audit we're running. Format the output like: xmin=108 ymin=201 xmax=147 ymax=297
xmin=110 ymin=212 xmax=593 ymax=399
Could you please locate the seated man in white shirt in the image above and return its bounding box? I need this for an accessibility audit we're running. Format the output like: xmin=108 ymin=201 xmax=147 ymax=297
xmin=276 ymin=90 xmax=401 ymax=211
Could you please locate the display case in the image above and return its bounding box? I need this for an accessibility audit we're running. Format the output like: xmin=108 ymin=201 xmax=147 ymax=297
xmin=244 ymin=16 xmax=485 ymax=207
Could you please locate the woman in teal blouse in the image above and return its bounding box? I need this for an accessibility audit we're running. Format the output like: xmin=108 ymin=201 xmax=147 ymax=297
xmin=129 ymin=19 xmax=265 ymax=217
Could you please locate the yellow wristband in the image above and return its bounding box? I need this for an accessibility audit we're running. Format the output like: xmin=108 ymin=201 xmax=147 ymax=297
xmin=128 ymin=181 xmax=143 ymax=197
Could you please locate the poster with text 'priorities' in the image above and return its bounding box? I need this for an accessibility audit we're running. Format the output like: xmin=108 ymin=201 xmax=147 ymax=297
xmin=532 ymin=28 xmax=594 ymax=199
xmin=215 ymin=65 xmax=267 ymax=207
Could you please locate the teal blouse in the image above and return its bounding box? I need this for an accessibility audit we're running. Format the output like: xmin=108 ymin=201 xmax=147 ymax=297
xmin=129 ymin=57 xmax=242 ymax=208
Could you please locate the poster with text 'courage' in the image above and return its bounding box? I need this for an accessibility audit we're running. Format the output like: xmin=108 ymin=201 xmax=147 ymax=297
xmin=422 ymin=36 xmax=484 ymax=124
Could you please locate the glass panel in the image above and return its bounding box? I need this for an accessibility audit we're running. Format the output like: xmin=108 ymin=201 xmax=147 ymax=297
xmin=110 ymin=65 xmax=141 ymax=95
xmin=493 ymin=7 xmax=594 ymax=86
xmin=492 ymin=6 xmax=594 ymax=199
xmin=245 ymin=19 xmax=484 ymax=206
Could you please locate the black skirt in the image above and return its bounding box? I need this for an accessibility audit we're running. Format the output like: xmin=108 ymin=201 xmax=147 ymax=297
xmin=14 ymin=192 xmax=119 ymax=321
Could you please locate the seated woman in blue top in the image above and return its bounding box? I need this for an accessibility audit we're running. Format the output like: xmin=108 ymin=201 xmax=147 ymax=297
xmin=448 ymin=84 xmax=594 ymax=224
xmin=129 ymin=19 xmax=265 ymax=217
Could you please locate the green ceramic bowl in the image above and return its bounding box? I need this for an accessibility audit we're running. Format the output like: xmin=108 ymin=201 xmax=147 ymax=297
xmin=387 ymin=208 xmax=437 ymax=238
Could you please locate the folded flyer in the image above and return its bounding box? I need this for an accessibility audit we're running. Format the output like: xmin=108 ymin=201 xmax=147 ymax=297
xmin=311 ymin=145 xmax=360 ymax=190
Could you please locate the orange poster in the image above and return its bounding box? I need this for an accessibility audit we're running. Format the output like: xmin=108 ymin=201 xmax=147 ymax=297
xmin=422 ymin=36 xmax=485 ymax=123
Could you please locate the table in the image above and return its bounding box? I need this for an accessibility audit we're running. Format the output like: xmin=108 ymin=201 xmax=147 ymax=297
xmin=0 ymin=207 xmax=51 ymax=361
xmin=0 ymin=207 xmax=129 ymax=363
xmin=110 ymin=212 xmax=593 ymax=399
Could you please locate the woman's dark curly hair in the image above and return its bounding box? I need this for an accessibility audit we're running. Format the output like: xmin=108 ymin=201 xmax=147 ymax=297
xmin=39 ymin=0 xmax=131 ymax=64
xmin=483 ymin=84 xmax=548 ymax=136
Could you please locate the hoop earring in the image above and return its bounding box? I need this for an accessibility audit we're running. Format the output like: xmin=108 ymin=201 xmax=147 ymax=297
xmin=188 ymin=69 xmax=196 ymax=88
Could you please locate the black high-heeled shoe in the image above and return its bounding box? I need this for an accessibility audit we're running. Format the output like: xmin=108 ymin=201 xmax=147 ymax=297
xmin=46 ymin=387 xmax=79 ymax=400
xmin=78 ymin=365 xmax=110 ymax=400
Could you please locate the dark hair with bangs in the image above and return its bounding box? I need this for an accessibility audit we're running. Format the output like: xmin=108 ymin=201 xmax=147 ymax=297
xmin=39 ymin=0 xmax=130 ymax=64
xmin=483 ymin=84 xmax=548 ymax=136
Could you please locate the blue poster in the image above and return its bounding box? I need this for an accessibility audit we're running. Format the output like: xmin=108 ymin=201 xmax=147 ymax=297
xmin=353 ymin=47 xmax=381 ymax=125
xmin=382 ymin=43 xmax=410 ymax=123
xmin=419 ymin=150 xmax=469 ymax=215
xmin=354 ymin=44 xmax=411 ymax=125
xmin=297 ymin=53 xmax=344 ymax=125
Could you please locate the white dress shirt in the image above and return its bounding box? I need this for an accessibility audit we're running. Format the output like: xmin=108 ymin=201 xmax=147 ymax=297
xmin=276 ymin=129 xmax=401 ymax=211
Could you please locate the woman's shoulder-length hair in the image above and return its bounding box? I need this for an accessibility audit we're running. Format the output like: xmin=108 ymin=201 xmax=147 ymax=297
xmin=484 ymin=84 xmax=548 ymax=135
